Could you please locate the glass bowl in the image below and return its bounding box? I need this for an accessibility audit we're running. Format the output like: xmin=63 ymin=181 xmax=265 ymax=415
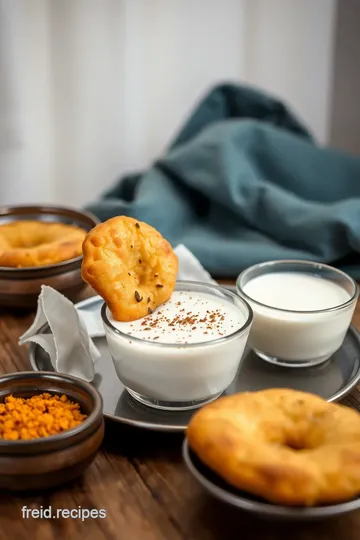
xmin=236 ymin=260 xmax=358 ymax=367
xmin=102 ymin=280 xmax=253 ymax=410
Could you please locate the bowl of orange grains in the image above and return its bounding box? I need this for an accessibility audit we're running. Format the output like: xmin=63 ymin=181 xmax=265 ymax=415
xmin=0 ymin=371 xmax=104 ymax=491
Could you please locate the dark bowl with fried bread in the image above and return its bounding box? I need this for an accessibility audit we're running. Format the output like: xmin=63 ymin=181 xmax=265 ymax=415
xmin=0 ymin=205 xmax=99 ymax=309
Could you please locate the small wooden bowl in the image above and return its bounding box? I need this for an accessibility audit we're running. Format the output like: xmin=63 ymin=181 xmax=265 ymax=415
xmin=0 ymin=371 xmax=104 ymax=491
xmin=0 ymin=205 xmax=99 ymax=309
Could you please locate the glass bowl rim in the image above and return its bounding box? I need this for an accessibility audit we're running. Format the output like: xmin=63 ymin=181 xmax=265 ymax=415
xmin=101 ymin=280 xmax=253 ymax=348
xmin=236 ymin=259 xmax=359 ymax=315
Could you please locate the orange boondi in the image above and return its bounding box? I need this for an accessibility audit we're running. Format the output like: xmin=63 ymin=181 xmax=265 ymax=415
xmin=0 ymin=393 xmax=87 ymax=441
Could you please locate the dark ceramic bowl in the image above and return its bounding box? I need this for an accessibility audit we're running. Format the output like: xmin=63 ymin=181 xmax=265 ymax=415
xmin=0 ymin=371 xmax=104 ymax=491
xmin=0 ymin=205 xmax=99 ymax=309
xmin=183 ymin=439 xmax=360 ymax=521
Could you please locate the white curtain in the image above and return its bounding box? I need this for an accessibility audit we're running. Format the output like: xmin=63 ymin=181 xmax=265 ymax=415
xmin=0 ymin=0 xmax=337 ymax=208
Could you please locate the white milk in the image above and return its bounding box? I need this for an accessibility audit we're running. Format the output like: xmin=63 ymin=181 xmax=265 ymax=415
xmin=241 ymin=272 xmax=355 ymax=363
xmin=103 ymin=290 xmax=251 ymax=406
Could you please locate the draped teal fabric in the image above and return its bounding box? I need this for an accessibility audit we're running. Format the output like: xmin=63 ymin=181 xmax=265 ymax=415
xmin=86 ymin=84 xmax=360 ymax=278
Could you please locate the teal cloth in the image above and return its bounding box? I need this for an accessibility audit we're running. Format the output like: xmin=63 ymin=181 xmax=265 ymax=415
xmin=86 ymin=84 xmax=360 ymax=278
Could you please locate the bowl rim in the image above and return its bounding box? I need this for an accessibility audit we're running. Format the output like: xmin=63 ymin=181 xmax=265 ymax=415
xmin=101 ymin=280 xmax=253 ymax=348
xmin=0 ymin=371 xmax=103 ymax=448
xmin=236 ymin=259 xmax=359 ymax=315
xmin=0 ymin=204 xmax=99 ymax=274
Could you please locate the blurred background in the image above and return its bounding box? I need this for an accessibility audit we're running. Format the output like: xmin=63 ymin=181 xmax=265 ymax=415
xmin=0 ymin=0 xmax=359 ymax=208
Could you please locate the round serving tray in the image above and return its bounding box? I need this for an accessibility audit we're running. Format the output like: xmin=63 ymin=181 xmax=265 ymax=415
xmin=28 ymin=288 xmax=360 ymax=432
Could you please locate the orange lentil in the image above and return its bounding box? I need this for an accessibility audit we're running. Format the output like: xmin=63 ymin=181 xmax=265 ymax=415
xmin=0 ymin=393 xmax=87 ymax=441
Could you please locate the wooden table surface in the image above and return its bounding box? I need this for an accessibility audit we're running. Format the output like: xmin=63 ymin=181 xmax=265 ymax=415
xmin=1 ymin=285 xmax=360 ymax=540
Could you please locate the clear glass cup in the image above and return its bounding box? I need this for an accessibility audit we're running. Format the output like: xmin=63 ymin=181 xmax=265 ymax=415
xmin=236 ymin=260 xmax=358 ymax=368
xmin=101 ymin=280 xmax=253 ymax=411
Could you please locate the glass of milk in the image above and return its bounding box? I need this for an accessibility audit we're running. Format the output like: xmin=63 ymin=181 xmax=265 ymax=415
xmin=236 ymin=260 xmax=358 ymax=368
xmin=101 ymin=281 xmax=253 ymax=410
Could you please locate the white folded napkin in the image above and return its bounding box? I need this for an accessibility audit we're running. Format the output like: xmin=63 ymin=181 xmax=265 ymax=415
xmin=19 ymin=244 xmax=215 ymax=382
xmin=175 ymin=244 xmax=216 ymax=285
xmin=19 ymin=286 xmax=100 ymax=382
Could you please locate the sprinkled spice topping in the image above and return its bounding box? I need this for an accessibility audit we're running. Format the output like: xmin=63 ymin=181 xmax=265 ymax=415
xmin=147 ymin=297 xmax=151 ymax=303
xmin=139 ymin=259 xmax=142 ymax=264
xmin=109 ymin=291 xmax=245 ymax=344
xmin=134 ymin=291 xmax=142 ymax=302
xmin=135 ymin=223 xmax=140 ymax=229
xmin=156 ymin=284 xmax=163 ymax=288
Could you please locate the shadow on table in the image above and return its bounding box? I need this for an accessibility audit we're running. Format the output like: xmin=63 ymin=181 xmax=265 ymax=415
xmin=194 ymin=496 xmax=360 ymax=540
xmin=102 ymin=418 xmax=183 ymax=461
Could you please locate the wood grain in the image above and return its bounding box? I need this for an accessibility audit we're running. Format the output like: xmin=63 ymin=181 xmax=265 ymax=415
xmin=0 ymin=285 xmax=359 ymax=540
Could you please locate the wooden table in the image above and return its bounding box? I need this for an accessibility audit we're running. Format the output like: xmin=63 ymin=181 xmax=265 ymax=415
xmin=1 ymin=288 xmax=360 ymax=540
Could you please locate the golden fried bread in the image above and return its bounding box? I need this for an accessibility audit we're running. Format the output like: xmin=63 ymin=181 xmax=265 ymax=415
xmin=81 ymin=216 xmax=178 ymax=321
xmin=187 ymin=389 xmax=360 ymax=506
xmin=0 ymin=221 xmax=87 ymax=268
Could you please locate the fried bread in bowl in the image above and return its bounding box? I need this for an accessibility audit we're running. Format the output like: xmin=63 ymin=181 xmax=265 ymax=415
xmin=0 ymin=205 xmax=99 ymax=308
xmin=185 ymin=389 xmax=360 ymax=519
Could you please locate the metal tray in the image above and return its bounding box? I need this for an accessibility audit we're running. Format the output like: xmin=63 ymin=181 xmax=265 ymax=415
xmin=28 ymin=289 xmax=360 ymax=432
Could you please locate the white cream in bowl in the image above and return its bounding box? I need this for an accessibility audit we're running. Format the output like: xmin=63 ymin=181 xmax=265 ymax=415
xmin=237 ymin=261 xmax=358 ymax=367
xmin=102 ymin=282 xmax=252 ymax=410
